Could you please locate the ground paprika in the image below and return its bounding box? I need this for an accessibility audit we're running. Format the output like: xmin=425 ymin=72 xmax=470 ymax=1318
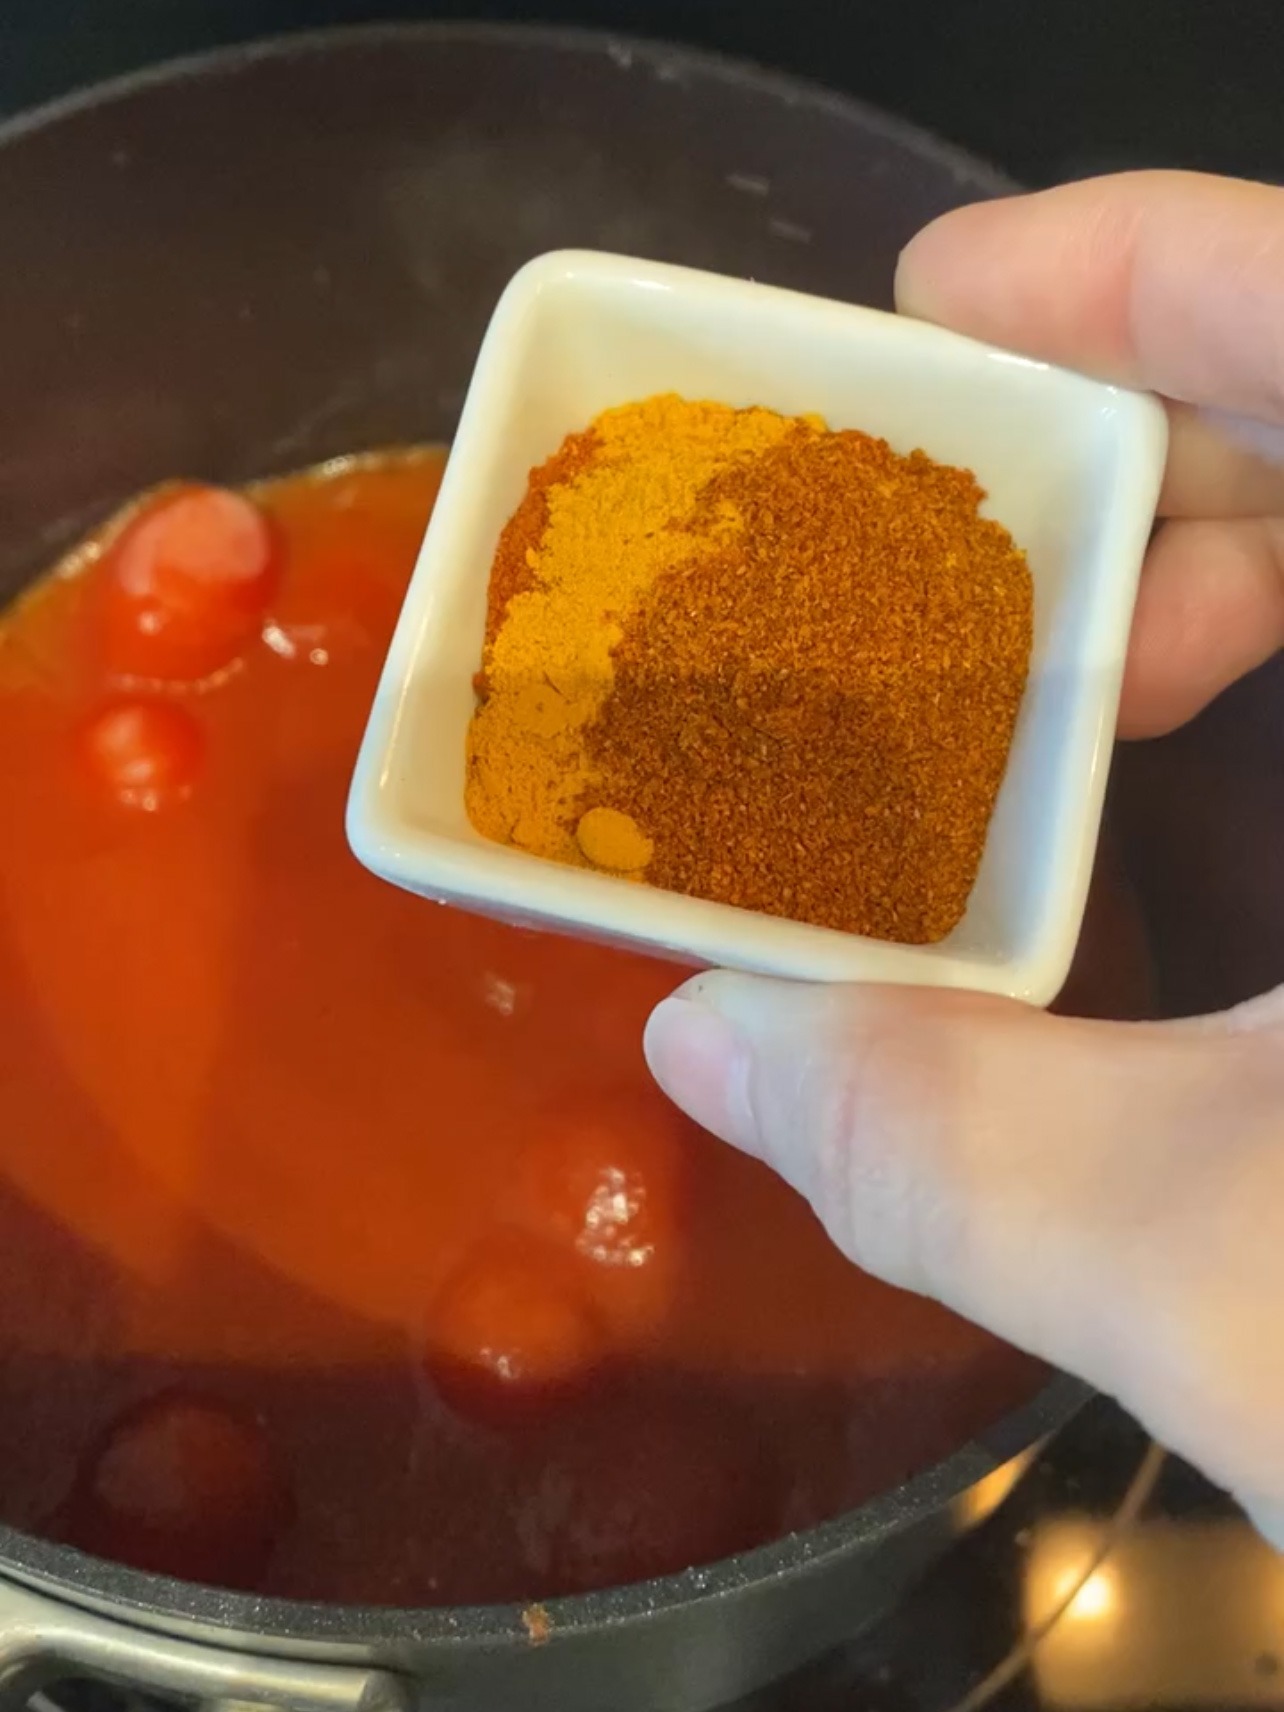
xmin=465 ymin=394 xmax=1032 ymax=944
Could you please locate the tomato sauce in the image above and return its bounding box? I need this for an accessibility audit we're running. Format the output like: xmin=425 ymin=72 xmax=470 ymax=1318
xmin=0 ymin=451 xmax=1130 ymax=1603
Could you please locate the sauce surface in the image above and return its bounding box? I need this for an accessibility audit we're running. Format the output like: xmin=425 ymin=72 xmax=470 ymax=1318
xmin=0 ymin=452 xmax=1083 ymax=1602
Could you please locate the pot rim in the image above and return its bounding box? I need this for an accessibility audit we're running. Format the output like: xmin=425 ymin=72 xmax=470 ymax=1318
xmin=0 ymin=17 xmax=1014 ymax=200
xmin=0 ymin=16 xmax=1045 ymax=1649
xmin=0 ymin=1374 xmax=1086 ymax=1648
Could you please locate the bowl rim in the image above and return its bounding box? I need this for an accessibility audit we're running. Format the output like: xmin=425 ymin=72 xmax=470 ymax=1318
xmin=350 ymin=244 xmax=1165 ymax=1005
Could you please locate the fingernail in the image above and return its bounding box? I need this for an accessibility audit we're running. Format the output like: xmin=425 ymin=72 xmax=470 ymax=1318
xmin=643 ymin=994 xmax=758 ymax=1154
xmin=892 ymin=226 xmax=946 ymax=319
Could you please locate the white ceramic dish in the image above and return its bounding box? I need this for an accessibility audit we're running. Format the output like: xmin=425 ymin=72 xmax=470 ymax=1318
xmin=347 ymin=250 xmax=1167 ymax=1004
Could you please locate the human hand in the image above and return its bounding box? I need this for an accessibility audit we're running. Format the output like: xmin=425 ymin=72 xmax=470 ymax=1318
xmin=644 ymin=172 xmax=1284 ymax=1547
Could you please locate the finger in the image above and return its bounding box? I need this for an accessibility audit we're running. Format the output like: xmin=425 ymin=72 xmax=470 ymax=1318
xmin=1117 ymin=516 xmax=1284 ymax=737
xmin=895 ymin=171 xmax=1284 ymax=423
xmin=645 ymin=975 xmax=1284 ymax=1520
xmin=1160 ymin=403 xmax=1284 ymax=519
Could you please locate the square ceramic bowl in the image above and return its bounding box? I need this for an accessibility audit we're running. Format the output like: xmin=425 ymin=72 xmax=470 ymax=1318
xmin=347 ymin=250 xmax=1166 ymax=1004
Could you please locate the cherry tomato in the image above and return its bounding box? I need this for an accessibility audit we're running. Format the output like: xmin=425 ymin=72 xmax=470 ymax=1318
xmin=511 ymin=1095 xmax=688 ymax=1338
xmin=101 ymin=486 xmax=278 ymax=681
xmin=58 ymin=1389 xmax=292 ymax=1587
xmin=79 ymin=699 xmax=204 ymax=810
xmin=428 ymin=1234 xmax=605 ymax=1425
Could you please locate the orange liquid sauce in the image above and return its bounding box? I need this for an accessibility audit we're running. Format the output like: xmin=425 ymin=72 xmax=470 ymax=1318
xmin=0 ymin=451 xmax=1058 ymax=1603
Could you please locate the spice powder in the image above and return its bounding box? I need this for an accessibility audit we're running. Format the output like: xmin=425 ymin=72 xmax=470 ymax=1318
xmin=465 ymin=394 xmax=1033 ymax=945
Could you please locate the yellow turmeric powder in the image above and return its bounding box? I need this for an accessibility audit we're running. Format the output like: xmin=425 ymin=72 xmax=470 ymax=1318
xmin=575 ymin=806 xmax=653 ymax=874
xmin=466 ymin=396 xmax=795 ymax=862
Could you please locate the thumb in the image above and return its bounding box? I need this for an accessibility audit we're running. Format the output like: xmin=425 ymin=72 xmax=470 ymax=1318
xmin=645 ymin=975 xmax=1284 ymax=1545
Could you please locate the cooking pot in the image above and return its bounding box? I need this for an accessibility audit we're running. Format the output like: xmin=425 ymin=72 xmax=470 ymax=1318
xmin=0 ymin=22 xmax=1279 ymax=1712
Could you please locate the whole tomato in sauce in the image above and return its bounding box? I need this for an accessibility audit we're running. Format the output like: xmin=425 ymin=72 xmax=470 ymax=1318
xmin=510 ymin=1092 xmax=691 ymax=1341
xmin=56 ymin=1389 xmax=292 ymax=1588
xmin=79 ymin=699 xmax=204 ymax=810
xmin=100 ymin=486 xmax=278 ymax=683
xmin=427 ymin=1233 xmax=606 ymax=1426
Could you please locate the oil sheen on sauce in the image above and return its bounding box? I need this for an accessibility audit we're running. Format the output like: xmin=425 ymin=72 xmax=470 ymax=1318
xmin=0 ymin=450 xmax=1134 ymax=1604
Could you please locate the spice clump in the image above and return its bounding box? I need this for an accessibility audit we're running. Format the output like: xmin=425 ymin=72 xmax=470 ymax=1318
xmin=465 ymin=394 xmax=1033 ymax=945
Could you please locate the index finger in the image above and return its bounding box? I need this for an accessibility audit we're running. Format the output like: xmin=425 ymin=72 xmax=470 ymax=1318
xmin=895 ymin=171 xmax=1284 ymax=423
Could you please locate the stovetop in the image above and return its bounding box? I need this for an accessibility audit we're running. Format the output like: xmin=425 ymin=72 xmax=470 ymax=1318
xmin=742 ymin=1401 xmax=1284 ymax=1712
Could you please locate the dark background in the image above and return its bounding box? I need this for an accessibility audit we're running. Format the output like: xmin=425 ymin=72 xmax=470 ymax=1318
xmin=2 ymin=0 xmax=1283 ymax=185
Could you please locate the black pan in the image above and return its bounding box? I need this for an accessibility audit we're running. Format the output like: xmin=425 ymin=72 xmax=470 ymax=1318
xmin=0 ymin=22 xmax=1277 ymax=1712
